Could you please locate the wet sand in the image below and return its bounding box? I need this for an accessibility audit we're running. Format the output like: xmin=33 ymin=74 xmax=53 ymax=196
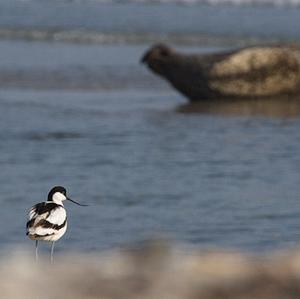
xmin=3 ymin=241 xmax=300 ymax=299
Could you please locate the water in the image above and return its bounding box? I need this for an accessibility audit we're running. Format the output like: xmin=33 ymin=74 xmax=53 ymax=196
xmin=1 ymin=1 xmax=300 ymax=44
xmin=1 ymin=0 xmax=300 ymax=255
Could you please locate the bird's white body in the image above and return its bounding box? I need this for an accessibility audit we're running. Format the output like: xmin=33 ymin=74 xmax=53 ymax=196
xmin=27 ymin=201 xmax=67 ymax=242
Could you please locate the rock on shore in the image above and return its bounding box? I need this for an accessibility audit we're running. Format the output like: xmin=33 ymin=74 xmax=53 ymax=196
xmin=142 ymin=44 xmax=300 ymax=101
xmin=3 ymin=242 xmax=300 ymax=299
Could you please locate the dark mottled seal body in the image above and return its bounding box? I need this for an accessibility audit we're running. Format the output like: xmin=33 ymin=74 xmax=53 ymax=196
xmin=142 ymin=44 xmax=300 ymax=101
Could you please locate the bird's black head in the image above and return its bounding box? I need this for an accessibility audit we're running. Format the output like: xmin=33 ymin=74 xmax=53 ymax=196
xmin=47 ymin=185 xmax=88 ymax=206
xmin=48 ymin=186 xmax=67 ymax=202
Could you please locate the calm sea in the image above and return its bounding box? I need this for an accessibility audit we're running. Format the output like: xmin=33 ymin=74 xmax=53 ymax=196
xmin=1 ymin=0 xmax=300 ymax=255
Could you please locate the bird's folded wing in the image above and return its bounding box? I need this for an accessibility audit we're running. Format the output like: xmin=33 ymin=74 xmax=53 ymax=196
xmin=26 ymin=203 xmax=66 ymax=236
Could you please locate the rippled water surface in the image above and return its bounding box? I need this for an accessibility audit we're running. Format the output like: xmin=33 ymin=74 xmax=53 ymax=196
xmin=2 ymin=80 xmax=300 ymax=254
xmin=1 ymin=1 xmax=300 ymax=44
xmin=1 ymin=1 xmax=300 ymax=255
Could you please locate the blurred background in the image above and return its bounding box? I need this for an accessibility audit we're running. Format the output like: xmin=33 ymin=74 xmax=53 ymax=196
xmin=1 ymin=0 xmax=300 ymax=255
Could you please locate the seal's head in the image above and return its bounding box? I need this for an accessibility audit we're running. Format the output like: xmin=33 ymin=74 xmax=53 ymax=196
xmin=141 ymin=43 xmax=174 ymax=76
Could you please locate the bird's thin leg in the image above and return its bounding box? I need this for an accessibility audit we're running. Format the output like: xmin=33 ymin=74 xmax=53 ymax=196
xmin=35 ymin=240 xmax=39 ymax=262
xmin=50 ymin=241 xmax=55 ymax=264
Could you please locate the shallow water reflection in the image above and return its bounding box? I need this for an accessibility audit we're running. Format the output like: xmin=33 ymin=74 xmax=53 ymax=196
xmin=177 ymin=97 xmax=300 ymax=118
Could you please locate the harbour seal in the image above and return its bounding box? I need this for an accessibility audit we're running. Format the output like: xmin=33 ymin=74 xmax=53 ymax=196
xmin=142 ymin=43 xmax=300 ymax=101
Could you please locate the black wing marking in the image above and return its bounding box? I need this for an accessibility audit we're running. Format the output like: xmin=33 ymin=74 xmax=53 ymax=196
xmin=37 ymin=218 xmax=67 ymax=230
xmin=33 ymin=202 xmax=60 ymax=215
xmin=26 ymin=202 xmax=62 ymax=231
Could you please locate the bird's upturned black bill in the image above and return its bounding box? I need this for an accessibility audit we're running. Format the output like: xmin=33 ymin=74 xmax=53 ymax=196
xmin=67 ymin=197 xmax=88 ymax=206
